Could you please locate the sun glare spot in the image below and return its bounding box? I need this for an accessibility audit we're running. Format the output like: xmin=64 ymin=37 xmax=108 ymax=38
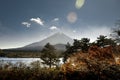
xmin=67 ymin=12 xmax=77 ymax=23
xmin=75 ymin=0 xmax=85 ymax=9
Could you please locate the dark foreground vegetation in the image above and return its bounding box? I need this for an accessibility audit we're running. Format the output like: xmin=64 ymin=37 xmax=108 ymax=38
xmin=0 ymin=62 xmax=120 ymax=80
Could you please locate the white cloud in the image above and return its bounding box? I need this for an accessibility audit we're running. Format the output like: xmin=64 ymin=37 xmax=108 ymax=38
xmin=30 ymin=17 xmax=44 ymax=26
xmin=49 ymin=26 xmax=58 ymax=30
xmin=22 ymin=22 xmax=31 ymax=27
xmin=52 ymin=18 xmax=59 ymax=21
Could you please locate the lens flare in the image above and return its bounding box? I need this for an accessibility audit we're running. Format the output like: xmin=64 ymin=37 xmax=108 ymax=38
xmin=75 ymin=0 xmax=85 ymax=9
xmin=67 ymin=12 xmax=77 ymax=23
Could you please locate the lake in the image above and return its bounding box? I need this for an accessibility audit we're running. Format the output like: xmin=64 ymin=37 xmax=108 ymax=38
xmin=0 ymin=57 xmax=41 ymax=64
xmin=0 ymin=57 xmax=63 ymax=67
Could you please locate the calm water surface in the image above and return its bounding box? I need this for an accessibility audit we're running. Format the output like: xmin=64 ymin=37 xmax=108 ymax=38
xmin=0 ymin=57 xmax=63 ymax=66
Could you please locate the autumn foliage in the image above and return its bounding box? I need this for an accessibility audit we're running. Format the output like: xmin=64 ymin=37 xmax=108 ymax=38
xmin=62 ymin=46 xmax=115 ymax=72
xmin=61 ymin=46 xmax=120 ymax=80
xmin=88 ymin=46 xmax=114 ymax=60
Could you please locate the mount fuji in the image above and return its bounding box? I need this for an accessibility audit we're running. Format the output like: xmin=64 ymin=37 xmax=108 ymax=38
xmin=18 ymin=33 xmax=73 ymax=51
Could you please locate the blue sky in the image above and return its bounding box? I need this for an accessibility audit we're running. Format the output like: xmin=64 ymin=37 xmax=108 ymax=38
xmin=0 ymin=0 xmax=120 ymax=49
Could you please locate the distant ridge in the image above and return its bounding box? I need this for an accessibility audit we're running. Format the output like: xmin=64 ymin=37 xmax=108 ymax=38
xmin=15 ymin=32 xmax=73 ymax=51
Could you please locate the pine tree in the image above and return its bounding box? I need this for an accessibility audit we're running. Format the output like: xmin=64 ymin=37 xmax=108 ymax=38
xmin=96 ymin=35 xmax=116 ymax=47
xmin=41 ymin=43 xmax=58 ymax=68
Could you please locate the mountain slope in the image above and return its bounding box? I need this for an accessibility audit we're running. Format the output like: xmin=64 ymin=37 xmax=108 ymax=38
xmin=21 ymin=32 xmax=73 ymax=51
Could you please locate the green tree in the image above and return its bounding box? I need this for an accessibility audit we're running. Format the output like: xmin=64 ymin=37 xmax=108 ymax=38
xmin=41 ymin=43 xmax=58 ymax=68
xmin=96 ymin=35 xmax=116 ymax=47
xmin=96 ymin=35 xmax=107 ymax=47
xmin=71 ymin=38 xmax=90 ymax=52
xmin=73 ymin=39 xmax=81 ymax=52
xmin=63 ymin=38 xmax=90 ymax=62
xmin=63 ymin=40 xmax=81 ymax=63
xmin=79 ymin=38 xmax=90 ymax=52
xmin=63 ymin=42 xmax=72 ymax=63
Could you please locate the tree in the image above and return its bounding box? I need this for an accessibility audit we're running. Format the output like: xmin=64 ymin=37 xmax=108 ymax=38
xmin=71 ymin=38 xmax=90 ymax=52
xmin=111 ymin=20 xmax=120 ymax=44
xmin=0 ymin=49 xmax=2 ymax=53
xmin=96 ymin=35 xmax=107 ymax=47
xmin=72 ymin=38 xmax=90 ymax=52
xmin=0 ymin=49 xmax=5 ymax=57
xmin=66 ymin=42 xmax=71 ymax=50
xmin=63 ymin=40 xmax=81 ymax=63
xmin=61 ymin=46 xmax=115 ymax=75
xmin=73 ymin=39 xmax=81 ymax=52
xmin=79 ymin=38 xmax=90 ymax=52
xmin=95 ymin=35 xmax=116 ymax=47
xmin=41 ymin=43 xmax=58 ymax=68
xmin=63 ymin=38 xmax=90 ymax=62
xmin=63 ymin=42 xmax=72 ymax=63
